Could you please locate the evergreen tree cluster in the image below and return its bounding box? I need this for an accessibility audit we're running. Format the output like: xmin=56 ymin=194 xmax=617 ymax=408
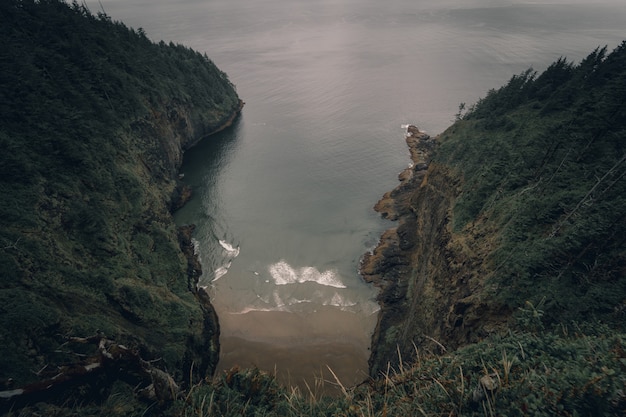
xmin=439 ymin=42 xmax=626 ymax=326
xmin=0 ymin=0 xmax=239 ymax=391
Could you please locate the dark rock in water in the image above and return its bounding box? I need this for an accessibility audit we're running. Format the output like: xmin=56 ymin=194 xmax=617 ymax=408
xmin=171 ymin=183 xmax=193 ymax=212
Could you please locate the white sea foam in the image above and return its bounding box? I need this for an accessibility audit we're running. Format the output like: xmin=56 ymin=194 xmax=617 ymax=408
xmin=324 ymin=292 xmax=357 ymax=308
xmin=219 ymin=239 xmax=240 ymax=257
xmin=273 ymin=290 xmax=285 ymax=308
xmin=268 ymin=260 xmax=346 ymax=288
xmin=401 ymin=123 xmax=425 ymax=136
xmin=256 ymin=293 xmax=271 ymax=304
xmin=210 ymin=240 xmax=240 ymax=282
xmin=191 ymin=238 xmax=201 ymax=256
xmin=287 ymin=297 xmax=312 ymax=305
xmin=213 ymin=261 xmax=232 ymax=282
xmin=230 ymin=307 xmax=281 ymax=315
xmin=402 ymin=124 xmax=412 ymax=138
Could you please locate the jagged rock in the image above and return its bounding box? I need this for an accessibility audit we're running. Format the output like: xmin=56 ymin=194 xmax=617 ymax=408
xmin=363 ymin=128 xmax=510 ymax=377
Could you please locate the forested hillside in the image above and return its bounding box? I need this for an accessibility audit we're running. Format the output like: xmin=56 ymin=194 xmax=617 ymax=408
xmin=359 ymin=42 xmax=626 ymax=417
xmin=0 ymin=0 xmax=241 ymax=409
xmin=1 ymin=0 xmax=624 ymax=414
xmin=442 ymin=43 xmax=626 ymax=325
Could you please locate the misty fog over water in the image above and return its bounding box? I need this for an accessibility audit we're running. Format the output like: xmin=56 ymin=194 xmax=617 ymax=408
xmin=88 ymin=0 xmax=626 ymax=390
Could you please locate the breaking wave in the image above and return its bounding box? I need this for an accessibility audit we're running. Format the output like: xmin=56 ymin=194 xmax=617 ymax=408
xmin=219 ymin=239 xmax=240 ymax=257
xmin=211 ymin=239 xmax=240 ymax=282
xmin=268 ymin=260 xmax=346 ymax=288
xmin=324 ymin=292 xmax=357 ymax=308
xmin=229 ymin=288 xmax=361 ymax=314
xmin=213 ymin=262 xmax=232 ymax=282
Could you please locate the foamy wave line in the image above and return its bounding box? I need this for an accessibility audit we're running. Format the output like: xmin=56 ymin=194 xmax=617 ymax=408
xmin=213 ymin=261 xmax=232 ymax=282
xmin=268 ymin=260 xmax=346 ymax=288
xmin=210 ymin=240 xmax=240 ymax=282
xmin=229 ymin=290 xmax=370 ymax=315
xmin=219 ymin=239 xmax=240 ymax=257
xmin=229 ymin=307 xmax=285 ymax=315
xmin=324 ymin=292 xmax=357 ymax=308
xmin=191 ymin=238 xmax=201 ymax=256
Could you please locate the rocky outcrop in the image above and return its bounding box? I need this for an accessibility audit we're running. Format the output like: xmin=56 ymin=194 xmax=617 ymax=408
xmin=362 ymin=126 xmax=510 ymax=377
xmin=131 ymin=99 xmax=245 ymax=187
xmin=178 ymin=224 xmax=221 ymax=376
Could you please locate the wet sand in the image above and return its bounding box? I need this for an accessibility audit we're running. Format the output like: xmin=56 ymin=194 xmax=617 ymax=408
xmin=215 ymin=306 xmax=376 ymax=395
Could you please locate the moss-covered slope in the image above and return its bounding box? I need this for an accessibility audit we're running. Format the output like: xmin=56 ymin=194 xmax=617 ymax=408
xmin=364 ymin=42 xmax=626 ymax=377
xmin=0 ymin=0 xmax=241 ymax=397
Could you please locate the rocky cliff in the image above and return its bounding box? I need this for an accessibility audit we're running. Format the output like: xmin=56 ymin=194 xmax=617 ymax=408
xmin=363 ymin=43 xmax=626 ymax=377
xmin=0 ymin=0 xmax=242 ymax=407
xmin=362 ymin=126 xmax=510 ymax=376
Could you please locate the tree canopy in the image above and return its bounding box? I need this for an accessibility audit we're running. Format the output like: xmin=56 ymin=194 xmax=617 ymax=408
xmin=438 ymin=42 xmax=626 ymax=325
xmin=0 ymin=0 xmax=240 ymax=392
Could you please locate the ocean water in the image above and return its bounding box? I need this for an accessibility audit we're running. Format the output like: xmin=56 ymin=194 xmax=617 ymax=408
xmin=88 ymin=0 xmax=626 ymax=391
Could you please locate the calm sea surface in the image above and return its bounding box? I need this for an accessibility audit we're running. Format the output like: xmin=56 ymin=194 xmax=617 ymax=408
xmin=88 ymin=0 xmax=626 ymax=391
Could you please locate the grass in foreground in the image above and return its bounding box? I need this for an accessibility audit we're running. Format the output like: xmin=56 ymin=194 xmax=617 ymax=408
xmin=183 ymin=323 xmax=625 ymax=417
xmin=9 ymin=320 xmax=622 ymax=417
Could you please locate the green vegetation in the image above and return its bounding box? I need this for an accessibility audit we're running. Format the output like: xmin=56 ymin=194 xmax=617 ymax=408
xmin=9 ymin=324 xmax=625 ymax=416
xmin=0 ymin=0 xmax=239 ymax=402
xmin=178 ymin=325 xmax=625 ymax=416
xmin=438 ymin=43 xmax=626 ymax=327
xmin=1 ymin=0 xmax=624 ymax=414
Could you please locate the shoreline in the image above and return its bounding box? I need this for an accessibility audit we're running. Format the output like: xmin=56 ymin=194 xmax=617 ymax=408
xmin=173 ymin=99 xmax=245 ymax=377
xmin=216 ymin=306 xmax=374 ymax=396
xmin=184 ymin=99 xmax=245 ymax=151
xmin=360 ymin=125 xmax=437 ymax=376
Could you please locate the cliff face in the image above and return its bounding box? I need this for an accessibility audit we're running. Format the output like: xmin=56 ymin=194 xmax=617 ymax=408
xmin=364 ymin=42 xmax=626 ymax=377
xmin=123 ymin=97 xmax=245 ymax=375
xmin=362 ymin=126 xmax=511 ymax=376
xmin=0 ymin=0 xmax=242 ymax=402
xmin=132 ymin=99 xmax=245 ymax=184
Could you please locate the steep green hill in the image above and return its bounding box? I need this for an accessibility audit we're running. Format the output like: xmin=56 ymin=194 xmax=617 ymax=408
xmin=363 ymin=42 xmax=626 ymax=374
xmin=442 ymin=45 xmax=626 ymax=323
xmin=0 ymin=0 xmax=241 ymax=407
xmin=1 ymin=1 xmax=624 ymax=414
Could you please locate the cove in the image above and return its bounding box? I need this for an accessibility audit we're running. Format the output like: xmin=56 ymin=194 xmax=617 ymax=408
xmin=114 ymin=0 xmax=626 ymax=394
xmin=173 ymin=113 xmax=383 ymax=392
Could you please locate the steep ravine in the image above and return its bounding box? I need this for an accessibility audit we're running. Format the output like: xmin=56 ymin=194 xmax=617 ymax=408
xmin=361 ymin=126 xmax=511 ymax=377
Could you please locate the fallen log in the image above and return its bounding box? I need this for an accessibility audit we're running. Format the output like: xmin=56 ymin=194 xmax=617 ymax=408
xmin=0 ymin=335 xmax=179 ymax=407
